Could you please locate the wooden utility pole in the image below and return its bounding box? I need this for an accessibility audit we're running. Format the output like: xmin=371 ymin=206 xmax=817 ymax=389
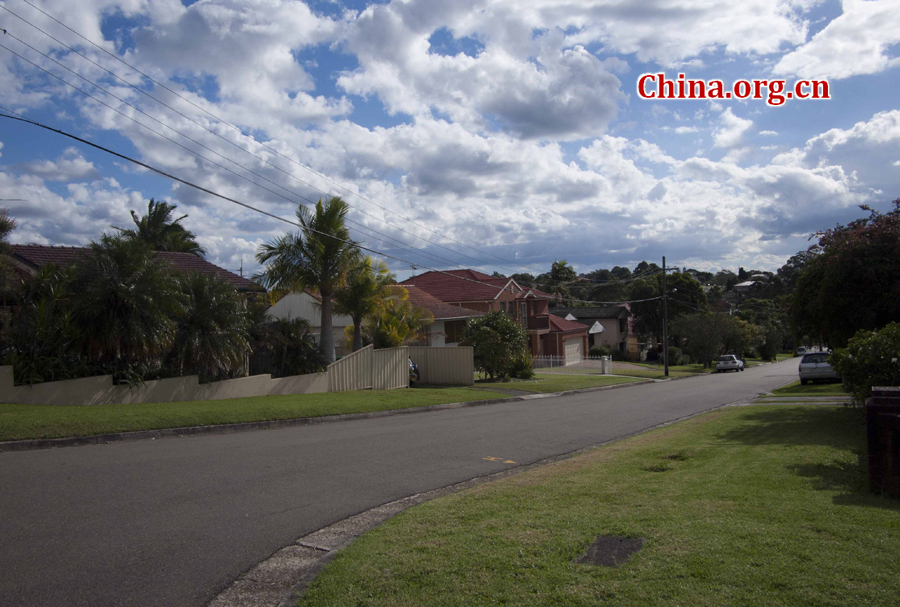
xmin=662 ymin=256 xmax=669 ymax=377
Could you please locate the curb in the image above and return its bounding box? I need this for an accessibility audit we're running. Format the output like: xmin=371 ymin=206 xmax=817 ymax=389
xmin=209 ymin=392 xmax=750 ymax=607
xmin=0 ymin=378 xmax=652 ymax=453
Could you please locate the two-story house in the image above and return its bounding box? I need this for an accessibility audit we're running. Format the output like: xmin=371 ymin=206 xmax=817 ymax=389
xmin=400 ymin=269 xmax=588 ymax=364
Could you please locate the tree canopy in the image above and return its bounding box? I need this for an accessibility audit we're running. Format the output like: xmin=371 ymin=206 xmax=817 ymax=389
xmin=792 ymin=199 xmax=900 ymax=347
xmin=117 ymin=199 xmax=205 ymax=256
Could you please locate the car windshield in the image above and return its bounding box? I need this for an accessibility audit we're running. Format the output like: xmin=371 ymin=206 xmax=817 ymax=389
xmin=802 ymin=354 xmax=829 ymax=364
xmin=717 ymin=356 xmax=734 ymax=362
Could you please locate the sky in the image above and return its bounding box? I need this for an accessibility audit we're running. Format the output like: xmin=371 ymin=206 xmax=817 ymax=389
xmin=1 ymin=0 xmax=898 ymax=281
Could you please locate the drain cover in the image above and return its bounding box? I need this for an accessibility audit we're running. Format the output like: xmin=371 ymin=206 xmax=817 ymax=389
xmin=575 ymin=536 xmax=644 ymax=567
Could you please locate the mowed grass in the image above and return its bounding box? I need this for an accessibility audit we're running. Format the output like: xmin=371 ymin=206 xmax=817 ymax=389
xmin=772 ymin=380 xmax=850 ymax=396
xmin=300 ymin=406 xmax=900 ymax=607
xmin=480 ymin=375 xmax=642 ymax=393
xmin=0 ymin=374 xmax=641 ymax=442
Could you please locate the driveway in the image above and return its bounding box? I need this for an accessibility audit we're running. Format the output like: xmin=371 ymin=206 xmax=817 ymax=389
xmin=0 ymin=358 xmax=799 ymax=606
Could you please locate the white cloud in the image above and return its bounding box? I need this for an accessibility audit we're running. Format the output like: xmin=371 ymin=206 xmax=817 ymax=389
xmin=774 ymin=0 xmax=900 ymax=80
xmin=713 ymin=108 xmax=753 ymax=148
xmin=13 ymin=148 xmax=99 ymax=182
xmin=759 ymin=130 xmax=778 ymax=136
xmin=674 ymin=126 xmax=699 ymax=134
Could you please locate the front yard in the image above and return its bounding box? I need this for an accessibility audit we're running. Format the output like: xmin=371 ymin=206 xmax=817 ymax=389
xmin=0 ymin=374 xmax=641 ymax=442
xmin=299 ymin=405 xmax=899 ymax=606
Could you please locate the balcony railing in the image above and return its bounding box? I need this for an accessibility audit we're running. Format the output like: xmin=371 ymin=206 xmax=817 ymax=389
xmin=526 ymin=315 xmax=550 ymax=331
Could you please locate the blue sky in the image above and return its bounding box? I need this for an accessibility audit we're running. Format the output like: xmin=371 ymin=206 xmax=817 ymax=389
xmin=1 ymin=0 xmax=898 ymax=281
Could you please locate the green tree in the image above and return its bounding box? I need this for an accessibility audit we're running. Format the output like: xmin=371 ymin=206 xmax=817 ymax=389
xmin=358 ymin=288 xmax=433 ymax=349
xmin=72 ymin=235 xmax=186 ymax=378
xmin=3 ymin=264 xmax=89 ymax=384
xmin=255 ymin=198 xmax=361 ymax=362
xmin=334 ymin=257 xmax=394 ymax=352
xmin=670 ymin=313 xmax=726 ymax=368
xmin=167 ymin=272 xmax=250 ymax=382
xmin=792 ymin=199 xmax=900 ymax=347
xmin=247 ymin=301 xmax=328 ymax=377
xmin=117 ymin=199 xmax=205 ymax=256
xmin=0 ymin=208 xmax=17 ymax=349
xmin=629 ymin=271 xmax=708 ymax=341
xmin=460 ymin=310 xmax=531 ymax=380
xmin=510 ymin=273 xmax=535 ymax=288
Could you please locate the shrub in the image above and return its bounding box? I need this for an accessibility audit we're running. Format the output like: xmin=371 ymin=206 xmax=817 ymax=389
xmin=830 ymin=322 xmax=900 ymax=405
xmin=460 ymin=311 xmax=530 ymax=380
xmin=508 ymin=351 xmax=535 ymax=380
xmin=589 ymin=345 xmax=612 ymax=357
xmin=611 ymin=349 xmax=626 ymax=361
xmin=667 ymin=346 xmax=683 ymax=366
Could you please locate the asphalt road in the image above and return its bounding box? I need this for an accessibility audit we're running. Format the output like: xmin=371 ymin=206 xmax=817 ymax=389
xmin=1 ymin=359 xmax=799 ymax=606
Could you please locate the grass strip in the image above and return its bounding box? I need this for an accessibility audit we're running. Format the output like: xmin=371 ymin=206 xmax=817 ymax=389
xmin=0 ymin=375 xmax=639 ymax=442
xmin=300 ymin=405 xmax=899 ymax=607
xmin=772 ymin=380 xmax=849 ymax=396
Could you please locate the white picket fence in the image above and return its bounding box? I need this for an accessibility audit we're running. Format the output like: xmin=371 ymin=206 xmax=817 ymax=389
xmin=533 ymin=355 xmax=613 ymax=374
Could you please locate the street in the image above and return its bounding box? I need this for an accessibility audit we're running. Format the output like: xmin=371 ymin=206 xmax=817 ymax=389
xmin=1 ymin=359 xmax=799 ymax=606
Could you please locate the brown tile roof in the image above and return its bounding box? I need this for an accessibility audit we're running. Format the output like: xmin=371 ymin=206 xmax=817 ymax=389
xmin=10 ymin=244 xmax=264 ymax=292
xmin=402 ymin=285 xmax=483 ymax=321
xmin=400 ymin=269 xmax=554 ymax=303
xmin=548 ymin=313 xmax=589 ymax=333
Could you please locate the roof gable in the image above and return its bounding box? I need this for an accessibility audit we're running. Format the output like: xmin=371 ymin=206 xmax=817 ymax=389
xmin=400 ymin=270 xmax=553 ymax=303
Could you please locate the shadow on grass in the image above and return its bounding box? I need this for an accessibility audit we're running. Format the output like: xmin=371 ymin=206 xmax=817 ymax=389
xmin=718 ymin=406 xmax=864 ymax=452
xmin=721 ymin=406 xmax=900 ymax=510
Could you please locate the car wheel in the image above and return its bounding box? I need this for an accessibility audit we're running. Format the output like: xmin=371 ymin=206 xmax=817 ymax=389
xmin=800 ymin=378 xmax=807 ymax=385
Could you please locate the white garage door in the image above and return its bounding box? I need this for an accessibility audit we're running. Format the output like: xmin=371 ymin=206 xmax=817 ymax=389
xmin=564 ymin=338 xmax=583 ymax=365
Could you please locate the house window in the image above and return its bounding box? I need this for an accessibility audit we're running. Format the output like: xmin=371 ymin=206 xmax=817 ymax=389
xmin=445 ymin=320 xmax=466 ymax=344
xmin=500 ymin=301 xmax=506 ymax=313
xmin=619 ymin=318 xmax=627 ymax=334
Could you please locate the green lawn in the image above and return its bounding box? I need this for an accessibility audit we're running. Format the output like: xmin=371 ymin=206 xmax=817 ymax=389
xmin=300 ymin=405 xmax=899 ymax=606
xmin=771 ymin=380 xmax=850 ymax=396
xmin=0 ymin=374 xmax=641 ymax=442
xmin=480 ymin=375 xmax=641 ymax=393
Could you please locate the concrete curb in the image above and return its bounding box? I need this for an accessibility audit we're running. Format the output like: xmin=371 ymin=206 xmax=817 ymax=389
xmin=208 ymin=391 xmax=756 ymax=607
xmin=0 ymin=378 xmax=652 ymax=453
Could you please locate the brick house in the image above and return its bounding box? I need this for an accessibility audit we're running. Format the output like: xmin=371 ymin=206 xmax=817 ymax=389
xmin=400 ymin=269 xmax=588 ymax=363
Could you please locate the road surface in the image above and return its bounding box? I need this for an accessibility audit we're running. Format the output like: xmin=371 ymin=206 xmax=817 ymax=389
xmin=0 ymin=358 xmax=799 ymax=606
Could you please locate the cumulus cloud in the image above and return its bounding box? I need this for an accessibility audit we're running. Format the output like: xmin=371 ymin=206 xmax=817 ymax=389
xmin=713 ymin=108 xmax=753 ymax=148
xmin=12 ymin=148 xmax=99 ymax=181
xmin=774 ymin=0 xmax=900 ymax=80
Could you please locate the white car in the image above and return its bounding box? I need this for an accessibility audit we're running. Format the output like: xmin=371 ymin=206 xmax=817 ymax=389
xmin=798 ymin=353 xmax=841 ymax=385
xmin=716 ymin=355 xmax=744 ymax=372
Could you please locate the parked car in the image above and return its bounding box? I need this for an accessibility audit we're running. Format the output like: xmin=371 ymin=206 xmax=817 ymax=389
xmin=409 ymin=357 xmax=420 ymax=387
xmin=798 ymin=353 xmax=841 ymax=385
xmin=716 ymin=355 xmax=744 ymax=372
xmin=795 ymin=346 xmax=807 ymax=356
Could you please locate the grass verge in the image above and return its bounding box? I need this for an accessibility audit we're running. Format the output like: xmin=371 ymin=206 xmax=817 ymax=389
xmin=770 ymin=380 xmax=850 ymax=397
xmin=300 ymin=405 xmax=899 ymax=606
xmin=0 ymin=374 xmax=641 ymax=442
xmin=478 ymin=375 xmax=640 ymax=393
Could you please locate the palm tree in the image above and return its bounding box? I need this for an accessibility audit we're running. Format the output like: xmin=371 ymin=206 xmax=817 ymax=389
xmin=255 ymin=198 xmax=361 ymax=362
xmin=167 ymin=272 xmax=250 ymax=382
xmin=73 ymin=234 xmax=186 ymax=370
xmin=117 ymin=199 xmax=205 ymax=256
xmin=334 ymin=256 xmax=394 ymax=352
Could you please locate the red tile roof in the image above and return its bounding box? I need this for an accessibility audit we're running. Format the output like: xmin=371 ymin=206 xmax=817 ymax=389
xmin=402 ymin=285 xmax=483 ymax=321
xmin=400 ymin=269 xmax=554 ymax=303
xmin=10 ymin=244 xmax=264 ymax=292
xmin=548 ymin=313 xmax=589 ymax=333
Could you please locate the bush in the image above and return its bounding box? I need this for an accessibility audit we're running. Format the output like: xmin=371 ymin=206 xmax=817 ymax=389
xmin=460 ymin=311 xmax=530 ymax=380
xmin=667 ymin=346 xmax=683 ymax=366
xmin=611 ymin=349 xmax=626 ymax=361
xmin=646 ymin=350 xmax=658 ymax=362
xmin=589 ymin=345 xmax=612 ymax=357
xmin=508 ymin=351 xmax=535 ymax=380
xmin=830 ymin=322 xmax=900 ymax=405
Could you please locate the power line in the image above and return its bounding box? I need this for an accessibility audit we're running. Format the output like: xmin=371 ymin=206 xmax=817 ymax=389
xmin=10 ymin=0 xmax=553 ymax=278
xmin=1 ymin=109 xmax=648 ymax=307
xmin=0 ymin=38 xmax=477 ymax=271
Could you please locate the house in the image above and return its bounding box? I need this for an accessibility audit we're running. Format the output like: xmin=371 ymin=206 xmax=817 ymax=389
xmin=264 ymin=290 xmax=355 ymax=358
xmin=265 ymin=285 xmax=483 ymax=355
xmin=403 ymin=285 xmax=482 ymax=346
xmin=553 ymin=306 xmax=631 ymax=354
xmin=400 ymin=269 xmax=588 ymax=363
xmin=9 ymin=244 xmax=264 ymax=294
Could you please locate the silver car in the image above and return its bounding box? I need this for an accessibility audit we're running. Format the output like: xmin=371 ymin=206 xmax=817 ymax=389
xmin=798 ymin=353 xmax=841 ymax=385
xmin=716 ymin=355 xmax=744 ymax=372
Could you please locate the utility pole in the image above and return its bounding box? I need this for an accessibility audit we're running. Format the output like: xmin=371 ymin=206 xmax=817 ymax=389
xmin=662 ymin=256 xmax=669 ymax=377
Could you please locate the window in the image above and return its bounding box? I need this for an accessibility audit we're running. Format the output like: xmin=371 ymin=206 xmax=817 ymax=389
xmin=500 ymin=301 xmax=506 ymax=313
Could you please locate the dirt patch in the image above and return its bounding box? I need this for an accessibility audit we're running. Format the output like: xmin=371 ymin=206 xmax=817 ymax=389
xmin=575 ymin=536 xmax=645 ymax=567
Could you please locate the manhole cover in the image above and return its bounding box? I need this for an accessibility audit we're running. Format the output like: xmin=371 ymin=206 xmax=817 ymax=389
xmin=575 ymin=536 xmax=645 ymax=567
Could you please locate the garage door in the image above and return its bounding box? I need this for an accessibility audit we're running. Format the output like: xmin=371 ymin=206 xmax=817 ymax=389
xmin=564 ymin=338 xmax=583 ymax=365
